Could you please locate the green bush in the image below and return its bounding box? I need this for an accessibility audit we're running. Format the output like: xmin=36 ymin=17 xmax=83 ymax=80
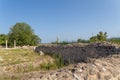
xmin=41 ymin=53 xmax=65 ymax=70
xmin=40 ymin=63 xmax=55 ymax=70
xmin=51 ymin=53 xmax=64 ymax=68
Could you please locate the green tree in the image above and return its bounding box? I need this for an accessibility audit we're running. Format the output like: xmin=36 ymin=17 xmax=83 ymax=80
xmin=77 ymin=38 xmax=89 ymax=43
xmin=97 ymin=31 xmax=107 ymax=42
xmin=0 ymin=34 xmax=8 ymax=46
xmin=30 ymin=34 xmax=41 ymax=46
xmin=8 ymin=22 xmax=41 ymax=46
xmin=90 ymin=31 xmax=107 ymax=42
xmin=90 ymin=36 xmax=98 ymax=42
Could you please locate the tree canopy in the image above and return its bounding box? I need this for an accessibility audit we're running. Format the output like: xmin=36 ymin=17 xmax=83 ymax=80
xmin=90 ymin=31 xmax=107 ymax=42
xmin=8 ymin=22 xmax=41 ymax=46
xmin=77 ymin=38 xmax=89 ymax=43
xmin=0 ymin=34 xmax=8 ymax=46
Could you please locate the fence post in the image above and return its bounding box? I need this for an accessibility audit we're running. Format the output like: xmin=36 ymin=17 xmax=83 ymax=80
xmin=6 ymin=40 xmax=8 ymax=49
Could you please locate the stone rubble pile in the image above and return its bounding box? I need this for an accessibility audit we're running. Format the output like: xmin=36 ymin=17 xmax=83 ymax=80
xmin=35 ymin=42 xmax=119 ymax=63
xmin=22 ymin=54 xmax=120 ymax=80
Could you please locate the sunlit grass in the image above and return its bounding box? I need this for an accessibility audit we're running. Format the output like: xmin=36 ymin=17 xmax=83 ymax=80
xmin=0 ymin=48 xmax=55 ymax=72
xmin=0 ymin=48 xmax=65 ymax=79
xmin=0 ymin=48 xmax=41 ymax=66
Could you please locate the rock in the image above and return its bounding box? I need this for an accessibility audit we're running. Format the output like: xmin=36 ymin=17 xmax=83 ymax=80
xmin=73 ymin=74 xmax=80 ymax=80
xmin=35 ymin=42 xmax=118 ymax=64
xmin=112 ymin=70 xmax=119 ymax=78
xmin=39 ymin=51 xmax=44 ymax=56
xmin=89 ymin=69 xmax=96 ymax=75
xmin=21 ymin=54 xmax=120 ymax=80
xmin=79 ymin=69 xmax=83 ymax=73
xmin=104 ymin=75 xmax=112 ymax=80
xmin=118 ymin=76 xmax=120 ymax=80
xmin=71 ymin=68 xmax=76 ymax=73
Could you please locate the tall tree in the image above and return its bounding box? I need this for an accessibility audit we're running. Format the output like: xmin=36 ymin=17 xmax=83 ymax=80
xmin=8 ymin=22 xmax=41 ymax=46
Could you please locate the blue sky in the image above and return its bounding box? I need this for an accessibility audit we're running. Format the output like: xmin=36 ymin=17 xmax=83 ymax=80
xmin=0 ymin=0 xmax=120 ymax=43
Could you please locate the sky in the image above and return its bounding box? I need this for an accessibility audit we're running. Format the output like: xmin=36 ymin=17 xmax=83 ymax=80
xmin=0 ymin=0 xmax=120 ymax=43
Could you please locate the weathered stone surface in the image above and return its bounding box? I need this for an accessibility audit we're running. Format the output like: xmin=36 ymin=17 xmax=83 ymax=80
xmin=35 ymin=42 xmax=118 ymax=63
xmin=21 ymin=54 xmax=120 ymax=80
xmin=1 ymin=43 xmax=119 ymax=80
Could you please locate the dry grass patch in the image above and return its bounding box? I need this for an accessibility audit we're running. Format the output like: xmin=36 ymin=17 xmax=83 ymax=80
xmin=0 ymin=48 xmax=65 ymax=79
xmin=0 ymin=48 xmax=54 ymax=72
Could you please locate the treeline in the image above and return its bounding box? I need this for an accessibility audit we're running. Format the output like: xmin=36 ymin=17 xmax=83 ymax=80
xmin=108 ymin=38 xmax=120 ymax=44
xmin=52 ymin=31 xmax=120 ymax=45
xmin=1 ymin=22 xmax=120 ymax=47
xmin=0 ymin=22 xmax=41 ymax=47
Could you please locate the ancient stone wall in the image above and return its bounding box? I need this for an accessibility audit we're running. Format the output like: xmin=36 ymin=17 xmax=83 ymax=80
xmin=35 ymin=43 xmax=118 ymax=63
xmin=25 ymin=54 xmax=120 ymax=80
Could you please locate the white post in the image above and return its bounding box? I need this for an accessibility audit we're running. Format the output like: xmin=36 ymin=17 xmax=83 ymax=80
xmin=14 ymin=40 xmax=16 ymax=48
xmin=6 ymin=40 xmax=8 ymax=49
xmin=57 ymin=36 xmax=60 ymax=43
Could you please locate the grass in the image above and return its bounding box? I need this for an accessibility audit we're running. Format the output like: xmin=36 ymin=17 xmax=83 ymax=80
xmin=0 ymin=48 xmax=40 ymax=66
xmin=0 ymin=48 xmax=55 ymax=71
xmin=0 ymin=48 xmax=65 ymax=79
xmin=0 ymin=48 xmax=65 ymax=69
xmin=0 ymin=74 xmax=20 ymax=80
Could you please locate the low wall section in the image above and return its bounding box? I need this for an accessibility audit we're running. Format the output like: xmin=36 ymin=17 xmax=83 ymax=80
xmin=35 ymin=43 xmax=119 ymax=63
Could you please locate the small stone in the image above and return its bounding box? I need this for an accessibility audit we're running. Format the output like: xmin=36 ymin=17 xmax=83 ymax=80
xmin=39 ymin=51 xmax=44 ymax=56
xmin=79 ymin=69 xmax=83 ymax=73
xmin=97 ymin=72 xmax=102 ymax=79
xmin=102 ymin=63 xmax=107 ymax=66
xmin=118 ymin=76 xmax=120 ymax=80
xmin=71 ymin=68 xmax=76 ymax=73
xmin=89 ymin=69 xmax=96 ymax=75
xmin=92 ymin=64 xmax=96 ymax=68
xmin=56 ymin=73 xmax=59 ymax=76
xmin=102 ymin=67 xmax=107 ymax=72
xmin=62 ymin=74 xmax=68 ymax=78
xmin=104 ymin=75 xmax=112 ymax=80
xmin=73 ymin=74 xmax=79 ymax=80
xmin=112 ymin=70 xmax=119 ymax=77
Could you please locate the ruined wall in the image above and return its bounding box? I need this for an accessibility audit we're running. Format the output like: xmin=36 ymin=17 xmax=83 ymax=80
xmin=35 ymin=43 xmax=118 ymax=63
xmin=27 ymin=54 xmax=120 ymax=80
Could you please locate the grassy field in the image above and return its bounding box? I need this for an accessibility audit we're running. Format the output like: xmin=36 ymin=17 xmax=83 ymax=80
xmin=0 ymin=48 xmax=54 ymax=66
xmin=0 ymin=48 xmax=38 ymax=66
xmin=0 ymin=48 xmax=58 ymax=80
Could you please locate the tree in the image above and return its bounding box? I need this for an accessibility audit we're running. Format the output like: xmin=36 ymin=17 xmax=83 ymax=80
xmin=90 ymin=36 xmax=98 ymax=42
xmin=77 ymin=38 xmax=89 ymax=43
xmin=8 ymin=22 xmax=41 ymax=46
xmin=0 ymin=34 xmax=8 ymax=46
xmin=30 ymin=34 xmax=41 ymax=46
xmin=97 ymin=31 xmax=107 ymax=42
xmin=90 ymin=31 xmax=107 ymax=42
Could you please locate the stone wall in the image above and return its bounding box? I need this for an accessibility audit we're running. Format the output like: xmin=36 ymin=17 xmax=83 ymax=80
xmin=24 ymin=54 xmax=120 ymax=80
xmin=35 ymin=42 xmax=119 ymax=63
